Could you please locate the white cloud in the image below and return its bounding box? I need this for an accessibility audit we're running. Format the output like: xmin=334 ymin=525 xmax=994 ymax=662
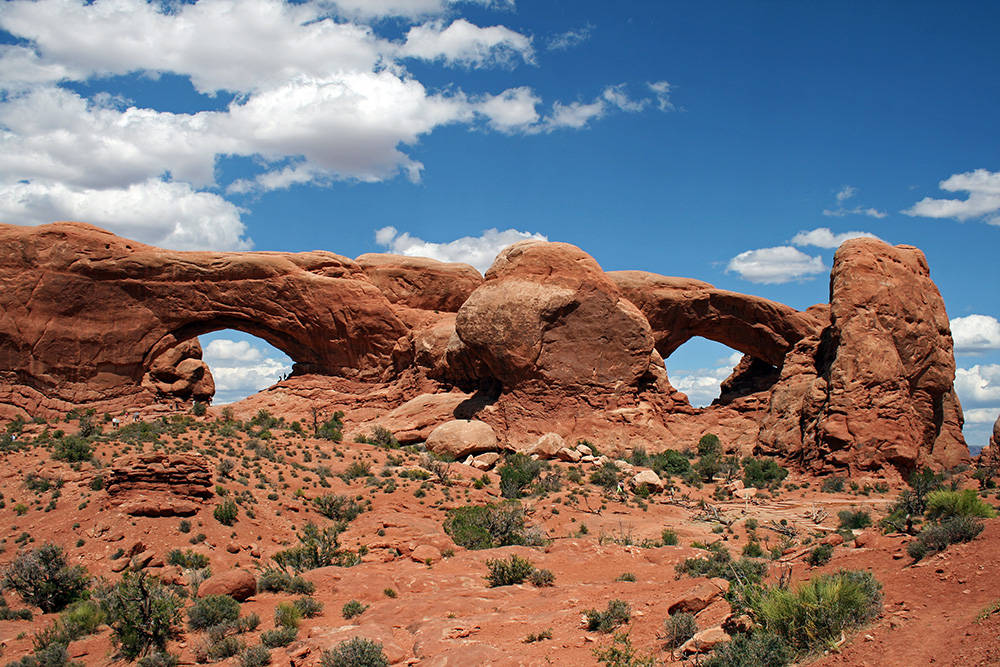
xmin=647 ymin=80 xmax=675 ymax=112
xmin=399 ymin=19 xmax=534 ymax=68
xmin=546 ymin=25 xmax=593 ymax=51
xmin=0 ymin=178 xmax=251 ymax=250
xmin=954 ymin=364 xmax=1000 ymax=406
xmin=964 ymin=407 xmax=1000 ymax=425
xmin=201 ymin=337 xmax=292 ymax=404
xmin=951 ymin=315 xmax=1000 ymax=355
xmin=903 ymin=168 xmax=1000 ymax=224
xmin=374 ymin=226 xmax=547 ymax=274
xmin=0 ymin=0 xmax=674 ymax=248
xmin=822 ymin=184 xmax=887 ymax=218
xmin=725 ymin=246 xmax=827 ymax=284
xmin=791 ymin=227 xmax=881 ymax=249
xmin=668 ymin=351 xmax=743 ymax=408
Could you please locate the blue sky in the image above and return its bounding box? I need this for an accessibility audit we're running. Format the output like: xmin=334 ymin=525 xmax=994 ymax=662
xmin=1 ymin=1 xmax=997 ymax=446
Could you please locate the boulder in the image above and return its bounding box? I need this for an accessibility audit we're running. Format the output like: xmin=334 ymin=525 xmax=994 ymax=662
xmin=197 ymin=569 xmax=257 ymax=601
xmin=630 ymin=470 xmax=665 ymax=492
xmin=519 ymin=433 xmax=565 ymax=459
xmin=557 ymin=447 xmax=582 ymax=463
xmin=425 ymin=420 xmax=499 ymax=459
xmin=411 ymin=544 xmax=443 ymax=564
xmin=679 ymin=627 xmax=731 ymax=654
xmin=668 ymin=579 xmax=730 ymax=615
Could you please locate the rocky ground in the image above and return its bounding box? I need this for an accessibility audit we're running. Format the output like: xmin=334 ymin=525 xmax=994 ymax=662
xmin=0 ymin=407 xmax=996 ymax=666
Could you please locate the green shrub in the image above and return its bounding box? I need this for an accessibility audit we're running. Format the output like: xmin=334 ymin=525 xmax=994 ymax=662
xmin=275 ymin=601 xmax=303 ymax=628
xmin=837 ymin=509 xmax=872 ymax=530
xmin=499 ymin=453 xmax=545 ymax=499
xmin=312 ymin=494 xmax=363 ymax=522
xmin=583 ymin=599 xmax=631 ymax=633
xmin=660 ymin=529 xmax=678 ymax=546
xmin=256 ymin=568 xmax=315 ymax=594
xmin=320 ymin=637 xmax=389 ymax=667
xmin=524 ymin=628 xmax=553 ymax=643
xmin=529 ymin=568 xmax=555 ymax=587
xmin=751 ymin=569 xmax=882 ymax=651
xmin=316 ymin=412 xmax=344 ymax=442
xmin=213 ymin=499 xmax=239 ymax=525
xmin=589 ymin=461 xmax=620 ymax=491
xmin=192 ymin=401 xmax=208 ymax=417
xmin=293 ymin=596 xmax=324 ymax=618
xmin=32 ymin=599 xmax=104 ymax=649
xmin=341 ymin=599 xmax=368 ymax=620
xmin=138 ymin=651 xmax=180 ymax=667
xmin=202 ymin=634 xmax=245 ymax=660
xmin=444 ymin=502 xmax=543 ymax=550
xmin=96 ymin=570 xmax=184 ymax=661
xmin=675 ymin=544 xmax=767 ymax=586
xmin=484 ymin=554 xmax=535 ymax=587
xmin=592 ymin=632 xmax=657 ymax=667
xmin=819 ymin=477 xmax=845 ymax=493
xmin=805 ymin=543 xmax=833 ymax=567
xmin=741 ymin=457 xmax=788 ymax=488
xmin=907 ymin=515 xmax=985 ymax=561
xmin=261 ymin=625 xmax=298 ymax=647
xmin=340 ymin=461 xmax=371 ymax=482
xmin=272 ymin=522 xmax=357 ymax=572
xmin=651 ymin=449 xmax=690 ymax=476
xmin=4 ymin=642 xmax=76 ymax=667
xmin=187 ymin=594 xmax=240 ymax=631
xmin=698 ymin=434 xmax=722 ymax=457
xmin=52 ymin=436 xmax=93 ymax=462
xmin=926 ymin=489 xmax=996 ymax=520
xmin=238 ymin=645 xmax=272 ymax=667
xmin=662 ymin=612 xmax=698 ymax=649
xmin=742 ymin=541 xmax=764 ymax=558
xmin=166 ymin=549 xmax=210 ymax=570
xmin=1 ymin=544 xmax=90 ymax=613
xmin=701 ymin=631 xmax=791 ymax=667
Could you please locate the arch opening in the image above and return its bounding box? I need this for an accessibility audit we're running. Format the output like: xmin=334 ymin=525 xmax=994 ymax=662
xmin=198 ymin=330 xmax=293 ymax=405
xmin=664 ymin=338 xmax=779 ymax=408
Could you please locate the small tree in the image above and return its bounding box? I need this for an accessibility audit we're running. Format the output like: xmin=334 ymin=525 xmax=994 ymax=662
xmin=96 ymin=570 xmax=184 ymax=661
xmin=1 ymin=544 xmax=90 ymax=613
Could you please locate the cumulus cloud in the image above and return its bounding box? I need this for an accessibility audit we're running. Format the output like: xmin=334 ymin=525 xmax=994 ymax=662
xmin=791 ymin=227 xmax=881 ymax=249
xmin=725 ymin=246 xmax=827 ymax=284
xmin=903 ymin=169 xmax=1000 ymax=224
xmin=647 ymin=81 xmax=675 ymax=112
xmin=374 ymin=226 xmax=547 ymax=274
xmin=954 ymin=364 xmax=1000 ymax=407
xmin=399 ymin=19 xmax=534 ymax=68
xmin=964 ymin=407 xmax=1000 ymax=425
xmin=668 ymin=351 xmax=743 ymax=408
xmin=0 ymin=0 xmax=673 ymax=249
xmin=201 ymin=337 xmax=292 ymax=404
xmin=951 ymin=315 xmax=1000 ymax=355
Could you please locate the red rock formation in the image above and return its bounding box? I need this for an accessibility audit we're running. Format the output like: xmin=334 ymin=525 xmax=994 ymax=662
xmin=0 ymin=223 xmax=969 ymax=473
xmin=105 ymin=453 xmax=214 ymax=516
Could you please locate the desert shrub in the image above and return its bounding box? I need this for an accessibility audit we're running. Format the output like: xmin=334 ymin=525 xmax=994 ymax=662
xmin=340 ymin=461 xmax=371 ymax=482
xmin=237 ymin=645 xmax=271 ymax=667
xmin=701 ymin=631 xmax=791 ymax=667
xmin=819 ymin=476 xmax=845 ymax=493
xmin=96 ymin=570 xmax=183 ymax=660
xmin=926 ymin=489 xmax=997 ymax=521
xmin=593 ymin=632 xmax=657 ymax=667
xmin=316 ymin=411 xmax=344 ymax=442
xmin=698 ymin=434 xmax=722 ymax=457
xmin=805 ymin=543 xmax=834 ymax=567
xmin=293 ymin=596 xmax=324 ymax=618
xmin=165 ymin=549 xmax=210 ymax=570
xmin=651 ymin=449 xmax=690 ymax=476
xmin=213 ymin=498 xmax=239 ymax=526
xmin=907 ymin=515 xmax=985 ymax=561
xmin=660 ymin=529 xmax=678 ymax=546
xmin=368 ymin=425 xmax=399 ymax=449
xmin=524 ymin=628 xmax=553 ymax=643
xmin=192 ymin=401 xmax=208 ymax=417
xmin=583 ymin=599 xmax=631 ymax=633
xmin=272 ymin=522 xmax=357 ymax=572
xmin=341 ymin=599 xmax=368 ymax=620
xmin=188 ymin=594 xmax=241 ymax=631
xmin=499 ymin=453 xmax=545 ymax=499
xmin=484 ymin=554 xmax=535 ymax=587
xmin=256 ymin=568 xmax=315 ymax=594
xmin=274 ymin=601 xmax=303 ymax=628
xmin=201 ymin=634 xmax=245 ymax=660
xmin=662 ymin=612 xmax=698 ymax=649
xmin=4 ymin=643 xmax=77 ymax=667
xmin=138 ymin=652 xmax=180 ymax=667
xmin=313 ymin=494 xmax=363 ymax=522
xmin=837 ymin=509 xmax=872 ymax=530
xmin=627 ymin=447 xmax=650 ymax=467
xmin=52 ymin=436 xmax=93 ymax=463
xmin=675 ymin=544 xmax=767 ymax=586
xmin=261 ymin=625 xmax=298 ymax=647
xmin=741 ymin=457 xmax=788 ymax=488
xmin=751 ymin=569 xmax=882 ymax=652
xmin=32 ymin=600 xmax=104 ymax=650
xmin=589 ymin=461 xmax=620 ymax=491
xmin=529 ymin=568 xmax=555 ymax=587
xmin=1 ymin=544 xmax=90 ymax=613
xmin=444 ymin=501 xmax=544 ymax=550
xmin=742 ymin=541 xmax=764 ymax=558
xmin=320 ymin=637 xmax=389 ymax=667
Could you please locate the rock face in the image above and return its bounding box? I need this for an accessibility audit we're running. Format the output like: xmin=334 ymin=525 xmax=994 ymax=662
xmin=0 ymin=223 xmax=969 ymax=473
xmin=106 ymin=453 xmax=214 ymax=501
